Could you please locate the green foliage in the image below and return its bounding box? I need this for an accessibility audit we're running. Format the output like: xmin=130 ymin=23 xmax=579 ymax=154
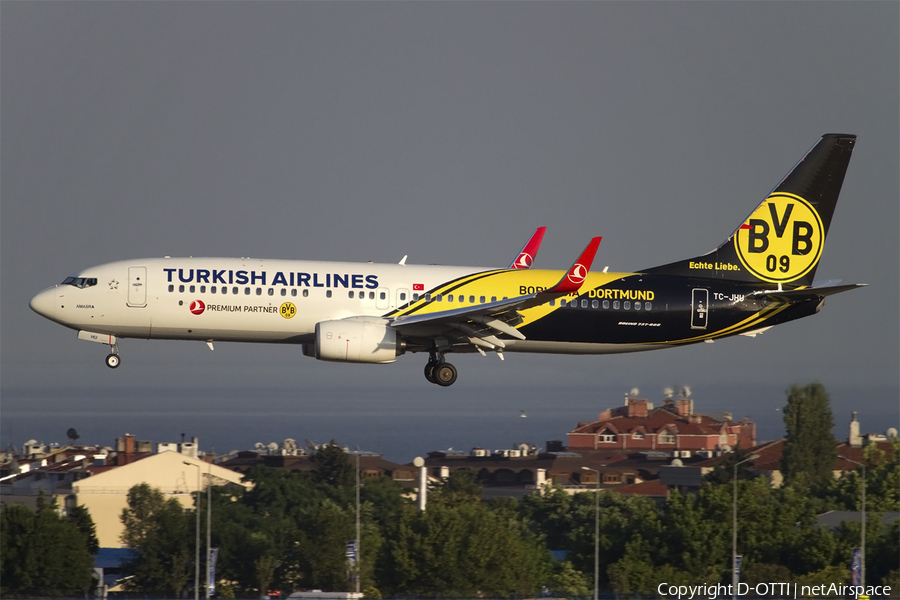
xmin=0 ymin=500 xmax=94 ymax=596
xmin=310 ymin=441 xmax=355 ymax=489
xmin=519 ymin=487 xmax=663 ymax=589
xmin=36 ymin=384 xmax=889 ymax=597
xmin=119 ymin=483 xmax=192 ymax=595
xmin=428 ymin=467 xmax=482 ymax=506
xmin=781 ymin=383 xmax=836 ymax=486
xmin=381 ymin=500 xmax=551 ymax=596
xmin=67 ymin=503 xmax=100 ymax=555
xmin=550 ymin=560 xmax=592 ymax=597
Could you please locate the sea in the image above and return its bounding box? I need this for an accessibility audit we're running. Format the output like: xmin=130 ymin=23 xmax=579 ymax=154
xmin=2 ymin=383 xmax=897 ymax=463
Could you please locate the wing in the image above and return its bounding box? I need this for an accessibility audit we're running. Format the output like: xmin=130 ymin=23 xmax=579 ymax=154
xmin=392 ymin=237 xmax=601 ymax=351
xmin=508 ymin=227 xmax=547 ymax=269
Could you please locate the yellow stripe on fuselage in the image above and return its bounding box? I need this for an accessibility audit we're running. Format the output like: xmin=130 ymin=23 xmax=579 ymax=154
xmin=392 ymin=269 xmax=634 ymax=328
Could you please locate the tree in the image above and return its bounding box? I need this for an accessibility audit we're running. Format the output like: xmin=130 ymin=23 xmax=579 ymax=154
xmin=0 ymin=500 xmax=93 ymax=596
xmin=428 ymin=468 xmax=482 ymax=506
xmin=309 ymin=441 xmax=355 ymax=489
xmin=381 ymin=501 xmax=550 ymax=596
xmin=781 ymin=383 xmax=836 ymax=486
xmin=67 ymin=504 xmax=100 ymax=555
xmin=120 ymin=483 xmax=192 ymax=595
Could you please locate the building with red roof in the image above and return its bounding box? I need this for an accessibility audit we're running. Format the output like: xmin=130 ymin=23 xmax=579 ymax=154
xmin=567 ymin=394 xmax=756 ymax=454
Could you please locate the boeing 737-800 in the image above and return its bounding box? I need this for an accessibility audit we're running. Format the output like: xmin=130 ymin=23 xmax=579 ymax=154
xmin=30 ymin=134 xmax=863 ymax=386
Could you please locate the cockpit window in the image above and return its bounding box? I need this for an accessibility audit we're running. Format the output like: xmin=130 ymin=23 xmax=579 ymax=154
xmin=62 ymin=277 xmax=98 ymax=289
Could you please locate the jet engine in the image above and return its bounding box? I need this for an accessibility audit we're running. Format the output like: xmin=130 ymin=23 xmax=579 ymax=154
xmin=310 ymin=317 xmax=402 ymax=363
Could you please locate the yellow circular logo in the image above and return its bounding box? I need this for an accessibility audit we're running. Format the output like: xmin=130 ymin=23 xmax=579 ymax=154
xmin=279 ymin=302 xmax=297 ymax=319
xmin=734 ymin=193 xmax=823 ymax=283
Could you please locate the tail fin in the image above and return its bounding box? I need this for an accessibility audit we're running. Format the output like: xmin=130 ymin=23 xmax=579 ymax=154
xmin=643 ymin=134 xmax=856 ymax=287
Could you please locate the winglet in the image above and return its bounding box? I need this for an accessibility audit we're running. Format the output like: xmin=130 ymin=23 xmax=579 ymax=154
xmin=509 ymin=227 xmax=547 ymax=269
xmin=544 ymin=237 xmax=602 ymax=294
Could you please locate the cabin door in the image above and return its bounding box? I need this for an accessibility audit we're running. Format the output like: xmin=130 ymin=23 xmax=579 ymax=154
xmin=690 ymin=288 xmax=708 ymax=330
xmin=127 ymin=266 xmax=147 ymax=307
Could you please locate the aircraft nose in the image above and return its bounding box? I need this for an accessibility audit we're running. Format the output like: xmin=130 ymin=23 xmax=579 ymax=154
xmin=29 ymin=287 xmax=58 ymax=319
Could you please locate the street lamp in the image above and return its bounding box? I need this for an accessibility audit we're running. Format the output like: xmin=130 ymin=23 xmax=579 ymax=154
xmin=354 ymin=448 xmax=361 ymax=595
xmin=581 ymin=467 xmax=599 ymax=600
xmin=838 ymin=455 xmax=866 ymax=587
xmin=206 ymin=462 xmax=212 ymax=600
xmin=732 ymin=453 xmax=760 ymax=600
xmin=184 ymin=461 xmax=201 ymax=600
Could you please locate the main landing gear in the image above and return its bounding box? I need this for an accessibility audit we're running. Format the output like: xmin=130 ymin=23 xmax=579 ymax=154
xmin=424 ymin=352 xmax=457 ymax=387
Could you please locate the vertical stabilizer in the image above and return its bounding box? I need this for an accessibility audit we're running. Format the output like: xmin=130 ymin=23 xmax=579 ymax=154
xmin=643 ymin=134 xmax=856 ymax=287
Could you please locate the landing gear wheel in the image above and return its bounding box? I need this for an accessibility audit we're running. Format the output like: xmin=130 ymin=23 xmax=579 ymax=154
xmin=424 ymin=362 xmax=437 ymax=384
xmin=433 ymin=362 xmax=457 ymax=387
xmin=105 ymin=354 xmax=121 ymax=369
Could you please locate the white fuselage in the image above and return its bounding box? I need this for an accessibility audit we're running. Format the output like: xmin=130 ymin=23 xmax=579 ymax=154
xmin=31 ymin=257 xmax=491 ymax=344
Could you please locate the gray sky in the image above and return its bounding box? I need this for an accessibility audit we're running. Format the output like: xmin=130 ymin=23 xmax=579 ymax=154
xmin=2 ymin=2 xmax=897 ymax=455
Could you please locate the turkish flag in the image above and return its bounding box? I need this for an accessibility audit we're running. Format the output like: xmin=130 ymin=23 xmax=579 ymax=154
xmin=413 ymin=283 xmax=424 ymax=291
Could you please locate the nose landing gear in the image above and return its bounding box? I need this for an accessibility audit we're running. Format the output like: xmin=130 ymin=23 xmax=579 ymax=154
xmin=105 ymin=340 xmax=121 ymax=369
xmin=424 ymin=352 xmax=457 ymax=387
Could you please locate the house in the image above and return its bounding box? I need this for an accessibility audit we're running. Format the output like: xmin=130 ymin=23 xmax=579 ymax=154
xmin=567 ymin=394 xmax=756 ymax=454
xmin=1 ymin=433 xmax=248 ymax=548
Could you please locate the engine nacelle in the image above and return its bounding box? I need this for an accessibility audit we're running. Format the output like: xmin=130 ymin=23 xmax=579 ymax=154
xmin=313 ymin=317 xmax=401 ymax=363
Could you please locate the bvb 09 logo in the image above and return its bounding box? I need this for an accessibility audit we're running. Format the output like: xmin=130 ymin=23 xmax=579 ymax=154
xmin=280 ymin=302 xmax=297 ymax=319
xmin=734 ymin=193 xmax=823 ymax=283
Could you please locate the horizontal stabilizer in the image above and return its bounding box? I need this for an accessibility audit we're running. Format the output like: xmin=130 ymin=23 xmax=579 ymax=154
xmin=751 ymin=283 xmax=866 ymax=303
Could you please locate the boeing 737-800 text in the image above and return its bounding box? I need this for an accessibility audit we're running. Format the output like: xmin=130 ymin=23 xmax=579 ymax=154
xmin=30 ymin=135 xmax=863 ymax=386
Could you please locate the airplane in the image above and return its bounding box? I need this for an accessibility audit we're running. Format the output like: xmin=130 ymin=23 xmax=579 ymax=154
xmin=30 ymin=134 xmax=863 ymax=386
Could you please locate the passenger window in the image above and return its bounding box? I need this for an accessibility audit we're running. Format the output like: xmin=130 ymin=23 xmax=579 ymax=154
xmin=624 ymin=301 xmax=631 ymax=310
xmin=581 ymin=299 xmax=588 ymax=308
xmin=280 ymin=289 xmax=286 ymax=296
xmin=179 ymin=285 xmax=185 ymax=293
xmin=190 ymin=285 xmax=196 ymax=293
xmin=369 ymin=292 xmax=375 ymax=300
xmin=245 ymin=288 xmax=250 ymax=295
xmin=592 ymin=300 xmax=599 ymax=309
xmin=436 ymin=294 xmax=442 ymax=302
xmin=302 ymin=289 xmax=308 ymax=297
xmin=613 ymin=301 xmax=620 ymax=309
xmin=448 ymin=295 xmax=454 ymax=302
xmin=256 ymin=288 xmax=262 ymax=296
xmin=491 ymin=296 xmax=496 ymax=302
xmin=349 ymin=291 xmax=355 ymax=298
xmin=268 ymin=288 xmax=274 ymax=296
xmin=211 ymin=286 xmax=216 ymax=294
xmin=400 ymin=292 xmax=407 ymax=301
xmin=645 ymin=301 xmax=652 ymax=311
xmin=550 ymin=299 xmax=555 ymax=306
xmin=221 ymin=287 xmax=227 ymax=295
xmin=634 ymin=301 xmax=641 ymax=311
xmin=233 ymin=287 xmax=238 ymax=294
xmin=379 ymin=292 xmax=386 ymax=300
xmin=480 ymin=296 xmax=486 ymax=303
xmin=326 ymin=290 xmax=332 ymax=298
xmin=291 ymin=289 xmax=297 ymax=297
xmin=602 ymin=300 xmax=609 ymax=309
xmin=425 ymin=294 xmax=432 ymax=301
xmin=360 ymin=293 xmax=364 ymax=301
xmin=200 ymin=286 xmax=206 ymax=293
xmin=469 ymin=295 xmax=475 ymax=303
xmin=168 ymin=284 xmax=174 ymax=292
xmin=413 ymin=293 xmax=420 ymax=301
